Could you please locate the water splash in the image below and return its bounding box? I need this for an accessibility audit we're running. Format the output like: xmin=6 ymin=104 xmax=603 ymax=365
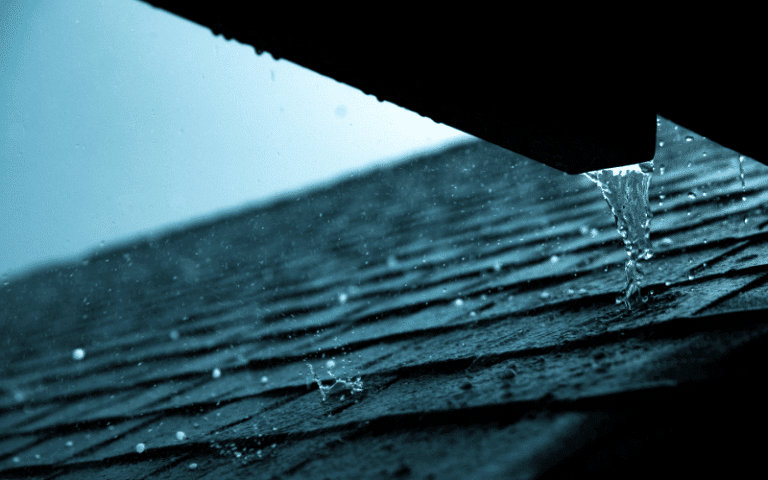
xmin=584 ymin=160 xmax=654 ymax=309
xmin=307 ymin=364 xmax=363 ymax=401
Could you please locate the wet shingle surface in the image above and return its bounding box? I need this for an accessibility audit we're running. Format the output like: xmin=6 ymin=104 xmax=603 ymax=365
xmin=2 ymin=116 xmax=768 ymax=478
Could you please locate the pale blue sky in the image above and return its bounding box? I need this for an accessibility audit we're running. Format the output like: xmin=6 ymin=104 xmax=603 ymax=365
xmin=0 ymin=0 xmax=471 ymax=279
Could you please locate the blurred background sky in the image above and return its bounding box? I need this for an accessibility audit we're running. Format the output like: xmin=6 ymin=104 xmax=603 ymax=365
xmin=0 ymin=0 xmax=472 ymax=280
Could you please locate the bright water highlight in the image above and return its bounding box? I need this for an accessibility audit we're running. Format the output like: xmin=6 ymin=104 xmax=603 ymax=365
xmin=584 ymin=160 xmax=654 ymax=309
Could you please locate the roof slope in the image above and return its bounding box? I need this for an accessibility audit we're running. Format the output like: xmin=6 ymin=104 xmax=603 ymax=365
xmin=2 ymin=116 xmax=768 ymax=479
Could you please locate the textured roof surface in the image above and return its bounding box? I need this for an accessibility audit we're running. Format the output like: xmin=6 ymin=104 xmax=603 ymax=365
xmin=2 ymin=116 xmax=768 ymax=478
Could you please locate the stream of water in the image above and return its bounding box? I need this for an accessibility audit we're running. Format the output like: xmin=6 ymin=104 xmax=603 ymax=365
xmin=584 ymin=160 xmax=654 ymax=309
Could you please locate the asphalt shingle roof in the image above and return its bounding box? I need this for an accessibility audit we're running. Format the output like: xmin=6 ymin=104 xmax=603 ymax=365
xmin=2 ymin=116 xmax=768 ymax=478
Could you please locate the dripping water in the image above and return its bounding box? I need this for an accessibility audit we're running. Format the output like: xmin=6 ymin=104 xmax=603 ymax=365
xmin=584 ymin=160 xmax=654 ymax=309
xmin=739 ymin=155 xmax=746 ymax=195
xmin=739 ymin=155 xmax=748 ymax=225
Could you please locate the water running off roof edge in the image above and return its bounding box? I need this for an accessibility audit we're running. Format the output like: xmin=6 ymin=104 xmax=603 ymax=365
xmin=584 ymin=161 xmax=654 ymax=309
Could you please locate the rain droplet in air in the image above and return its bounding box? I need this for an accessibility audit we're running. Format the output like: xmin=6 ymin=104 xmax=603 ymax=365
xmin=176 ymin=431 xmax=187 ymax=441
xmin=212 ymin=368 xmax=221 ymax=379
xmin=338 ymin=293 xmax=348 ymax=305
xmin=584 ymin=160 xmax=654 ymax=309
xmin=454 ymin=298 xmax=464 ymax=307
xmin=737 ymin=155 xmax=749 ymax=224
xmin=72 ymin=348 xmax=85 ymax=360
xmin=739 ymin=155 xmax=746 ymax=192
xmin=685 ymin=135 xmax=694 ymax=142
xmin=135 ymin=443 xmax=146 ymax=453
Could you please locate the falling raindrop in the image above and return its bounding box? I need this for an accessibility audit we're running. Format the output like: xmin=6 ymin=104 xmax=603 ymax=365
xmin=190 ymin=463 xmax=198 ymax=469
xmin=260 ymin=376 xmax=269 ymax=383
xmin=338 ymin=293 xmax=348 ymax=305
xmin=176 ymin=431 xmax=186 ymax=441
xmin=454 ymin=299 xmax=464 ymax=307
xmin=685 ymin=135 xmax=694 ymax=142
xmin=212 ymin=368 xmax=221 ymax=379
xmin=737 ymin=155 xmax=749 ymax=225
xmin=739 ymin=155 xmax=746 ymax=192
xmin=169 ymin=330 xmax=180 ymax=341
xmin=72 ymin=348 xmax=85 ymax=360
xmin=135 ymin=443 xmax=146 ymax=453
